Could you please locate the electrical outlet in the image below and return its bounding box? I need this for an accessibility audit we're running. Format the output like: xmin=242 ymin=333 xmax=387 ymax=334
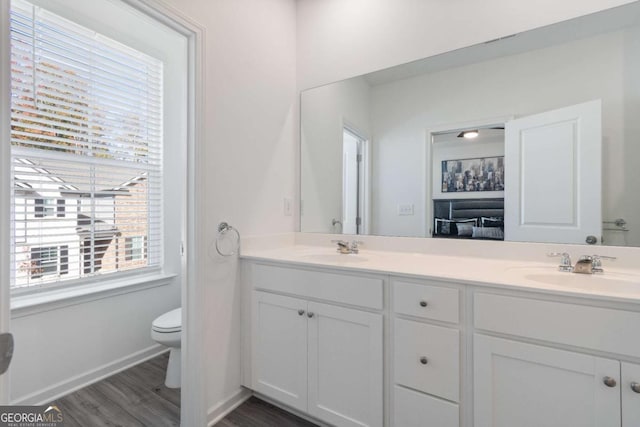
xmin=398 ymin=204 xmax=414 ymax=216
xmin=284 ymin=198 xmax=293 ymax=216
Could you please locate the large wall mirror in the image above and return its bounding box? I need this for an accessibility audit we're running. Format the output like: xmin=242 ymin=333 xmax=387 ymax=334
xmin=300 ymin=1 xmax=640 ymax=247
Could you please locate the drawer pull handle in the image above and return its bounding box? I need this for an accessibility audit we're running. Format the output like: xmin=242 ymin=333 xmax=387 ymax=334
xmin=298 ymin=309 xmax=305 ymax=316
xmin=419 ymin=300 xmax=428 ymax=307
xmin=419 ymin=357 xmax=428 ymax=365
xmin=307 ymin=312 xmax=315 ymax=318
xmin=631 ymin=382 xmax=640 ymax=393
xmin=603 ymin=376 xmax=617 ymax=388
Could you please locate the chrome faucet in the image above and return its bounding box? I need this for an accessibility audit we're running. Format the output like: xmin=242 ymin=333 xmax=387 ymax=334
xmin=549 ymin=252 xmax=618 ymax=274
xmin=349 ymin=240 xmax=363 ymax=254
xmin=591 ymin=255 xmax=616 ymax=273
xmin=547 ymin=252 xmax=573 ymax=272
xmin=573 ymin=256 xmax=595 ymax=274
xmin=573 ymin=254 xmax=617 ymax=274
xmin=332 ymin=240 xmax=363 ymax=254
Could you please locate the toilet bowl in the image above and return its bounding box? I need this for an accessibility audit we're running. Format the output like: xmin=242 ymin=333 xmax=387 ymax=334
xmin=151 ymin=308 xmax=181 ymax=388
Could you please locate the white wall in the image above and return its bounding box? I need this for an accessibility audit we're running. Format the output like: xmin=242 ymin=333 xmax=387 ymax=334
xmin=369 ymin=31 xmax=634 ymax=240
xmin=369 ymin=122 xmax=427 ymax=238
xmin=296 ymin=0 xmax=636 ymax=90
xmin=300 ymin=77 xmax=371 ymax=233
xmin=161 ymin=0 xmax=298 ymax=421
xmin=10 ymin=284 xmax=180 ymax=403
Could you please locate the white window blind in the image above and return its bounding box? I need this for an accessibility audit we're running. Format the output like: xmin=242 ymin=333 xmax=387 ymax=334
xmin=9 ymin=0 xmax=163 ymax=289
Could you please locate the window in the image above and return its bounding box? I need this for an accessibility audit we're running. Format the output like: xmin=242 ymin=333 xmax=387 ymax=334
xmin=34 ymin=198 xmax=56 ymax=218
xmin=9 ymin=0 xmax=163 ymax=290
xmin=32 ymin=246 xmax=58 ymax=278
xmin=125 ymin=236 xmax=146 ymax=262
xmin=56 ymin=199 xmax=65 ymax=218
xmin=28 ymin=245 xmax=68 ymax=280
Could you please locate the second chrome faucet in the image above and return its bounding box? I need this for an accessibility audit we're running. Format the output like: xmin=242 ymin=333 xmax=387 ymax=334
xmin=548 ymin=252 xmax=617 ymax=274
xmin=332 ymin=240 xmax=363 ymax=254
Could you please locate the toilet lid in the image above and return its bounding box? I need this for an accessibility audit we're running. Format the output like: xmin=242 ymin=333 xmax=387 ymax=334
xmin=152 ymin=308 xmax=181 ymax=332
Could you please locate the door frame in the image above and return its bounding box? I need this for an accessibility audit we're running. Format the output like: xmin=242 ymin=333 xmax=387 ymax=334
xmin=122 ymin=1 xmax=207 ymax=425
xmin=342 ymin=122 xmax=371 ymax=235
xmin=0 ymin=0 xmax=11 ymax=405
xmin=425 ymin=116 xmax=512 ymax=237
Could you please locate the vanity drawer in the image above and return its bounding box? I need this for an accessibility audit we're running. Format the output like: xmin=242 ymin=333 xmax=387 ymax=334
xmin=475 ymin=293 xmax=640 ymax=358
xmin=394 ymin=318 xmax=460 ymax=402
xmin=252 ymin=263 xmax=383 ymax=310
xmin=393 ymin=280 xmax=459 ymax=323
xmin=394 ymin=385 xmax=459 ymax=427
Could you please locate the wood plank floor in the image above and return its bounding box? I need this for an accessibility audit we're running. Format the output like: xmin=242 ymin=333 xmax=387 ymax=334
xmin=50 ymin=353 xmax=317 ymax=427
xmin=51 ymin=352 xmax=180 ymax=427
xmin=216 ymin=397 xmax=318 ymax=427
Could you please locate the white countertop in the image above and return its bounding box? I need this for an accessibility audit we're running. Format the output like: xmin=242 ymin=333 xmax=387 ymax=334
xmin=241 ymin=245 xmax=640 ymax=304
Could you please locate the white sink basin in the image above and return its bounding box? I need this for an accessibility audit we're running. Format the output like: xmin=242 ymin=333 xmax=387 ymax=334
xmin=510 ymin=267 xmax=640 ymax=294
xmin=505 ymin=266 xmax=640 ymax=291
xmin=524 ymin=272 xmax=639 ymax=289
xmin=299 ymin=253 xmax=368 ymax=264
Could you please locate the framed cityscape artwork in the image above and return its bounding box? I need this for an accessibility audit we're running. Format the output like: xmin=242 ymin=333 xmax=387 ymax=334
xmin=441 ymin=156 xmax=505 ymax=192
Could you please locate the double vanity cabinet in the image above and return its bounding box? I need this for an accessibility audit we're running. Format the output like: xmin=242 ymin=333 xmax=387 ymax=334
xmin=240 ymin=254 xmax=640 ymax=427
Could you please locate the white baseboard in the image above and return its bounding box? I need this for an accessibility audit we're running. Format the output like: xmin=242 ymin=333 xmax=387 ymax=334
xmin=207 ymin=387 xmax=252 ymax=426
xmin=11 ymin=344 xmax=169 ymax=405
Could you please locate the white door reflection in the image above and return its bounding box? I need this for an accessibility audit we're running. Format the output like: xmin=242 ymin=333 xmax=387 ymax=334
xmin=342 ymin=127 xmax=368 ymax=235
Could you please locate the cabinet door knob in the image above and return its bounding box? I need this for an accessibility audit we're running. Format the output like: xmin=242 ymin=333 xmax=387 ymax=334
xmin=631 ymin=382 xmax=640 ymax=393
xmin=298 ymin=309 xmax=305 ymax=316
xmin=419 ymin=356 xmax=428 ymax=365
xmin=307 ymin=312 xmax=315 ymax=318
xmin=419 ymin=300 xmax=428 ymax=307
xmin=603 ymin=376 xmax=617 ymax=388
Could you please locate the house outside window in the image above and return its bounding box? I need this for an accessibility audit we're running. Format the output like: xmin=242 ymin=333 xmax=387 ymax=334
xmin=9 ymin=0 xmax=163 ymax=290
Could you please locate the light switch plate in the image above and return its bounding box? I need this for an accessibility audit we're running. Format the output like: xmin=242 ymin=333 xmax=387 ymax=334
xmin=0 ymin=333 xmax=14 ymax=376
xmin=398 ymin=204 xmax=414 ymax=216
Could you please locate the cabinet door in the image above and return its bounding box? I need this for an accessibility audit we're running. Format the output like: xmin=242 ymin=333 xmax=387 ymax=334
xmin=474 ymin=334 xmax=620 ymax=427
xmin=252 ymin=291 xmax=308 ymax=412
xmin=307 ymin=301 xmax=383 ymax=427
xmin=622 ymin=362 xmax=640 ymax=425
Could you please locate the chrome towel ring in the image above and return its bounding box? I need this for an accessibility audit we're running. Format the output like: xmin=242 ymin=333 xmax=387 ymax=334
xmin=215 ymin=222 xmax=240 ymax=256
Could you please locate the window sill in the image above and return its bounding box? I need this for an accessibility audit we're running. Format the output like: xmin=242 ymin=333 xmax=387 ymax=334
xmin=10 ymin=273 xmax=177 ymax=318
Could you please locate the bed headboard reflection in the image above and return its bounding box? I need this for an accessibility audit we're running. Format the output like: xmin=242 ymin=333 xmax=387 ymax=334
xmin=433 ymin=198 xmax=504 ymax=240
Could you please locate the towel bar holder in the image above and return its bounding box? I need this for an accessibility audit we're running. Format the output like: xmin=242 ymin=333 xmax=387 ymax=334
xmin=603 ymin=218 xmax=629 ymax=232
xmin=215 ymin=222 xmax=240 ymax=256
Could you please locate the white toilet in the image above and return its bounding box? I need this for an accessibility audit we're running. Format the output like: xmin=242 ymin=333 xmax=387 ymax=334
xmin=151 ymin=307 xmax=182 ymax=388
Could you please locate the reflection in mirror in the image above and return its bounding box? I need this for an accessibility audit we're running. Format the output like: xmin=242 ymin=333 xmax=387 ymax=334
xmin=341 ymin=127 xmax=369 ymax=235
xmin=431 ymin=126 xmax=505 ymax=242
xmin=300 ymin=1 xmax=640 ymax=247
